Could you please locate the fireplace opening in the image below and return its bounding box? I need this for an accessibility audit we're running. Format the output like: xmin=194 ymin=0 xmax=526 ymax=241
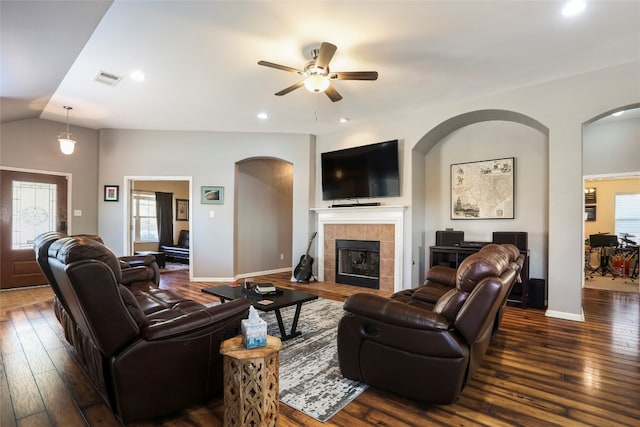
xmin=335 ymin=239 xmax=380 ymax=289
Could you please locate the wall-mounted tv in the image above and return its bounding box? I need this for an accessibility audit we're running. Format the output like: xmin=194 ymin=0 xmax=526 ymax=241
xmin=321 ymin=140 xmax=400 ymax=201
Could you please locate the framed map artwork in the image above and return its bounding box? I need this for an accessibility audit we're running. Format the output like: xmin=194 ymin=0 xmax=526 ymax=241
xmin=451 ymin=157 xmax=515 ymax=220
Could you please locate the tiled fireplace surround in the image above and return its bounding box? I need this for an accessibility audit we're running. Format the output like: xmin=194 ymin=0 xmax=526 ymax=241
xmin=313 ymin=206 xmax=405 ymax=293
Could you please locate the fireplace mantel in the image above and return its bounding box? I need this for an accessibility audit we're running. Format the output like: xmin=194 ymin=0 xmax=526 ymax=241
xmin=312 ymin=206 xmax=406 ymax=292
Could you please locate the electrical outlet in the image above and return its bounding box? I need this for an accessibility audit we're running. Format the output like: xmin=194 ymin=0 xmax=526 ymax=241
xmin=209 ymin=211 xmax=215 ymax=218
xmin=73 ymin=209 xmax=82 ymax=216
xmin=280 ymin=253 xmax=284 ymax=260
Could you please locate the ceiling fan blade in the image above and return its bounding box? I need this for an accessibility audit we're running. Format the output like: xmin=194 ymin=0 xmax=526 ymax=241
xmin=258 ymin=60 xmax=303 ymax=74
xmin=324 ymin=85 xmax=343 ymax=102
xmin=315 ymin=42 xmax=337 ymax=70
xmin=275 ymin=81 xmax=304 ymax=96
xmin=332 ymin=71 xmax=379 ymax=80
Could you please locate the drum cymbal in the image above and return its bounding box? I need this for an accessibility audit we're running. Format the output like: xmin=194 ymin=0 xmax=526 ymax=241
xmin=620 ymin=233 xmax=635 ymax=238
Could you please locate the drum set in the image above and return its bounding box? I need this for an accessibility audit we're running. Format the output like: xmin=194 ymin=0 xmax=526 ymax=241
xmin=585 ymin=233 xmax=639 ymax=281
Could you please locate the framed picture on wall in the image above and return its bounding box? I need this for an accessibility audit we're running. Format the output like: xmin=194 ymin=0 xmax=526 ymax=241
xmin=450 ymin=157 xmax=515 ymax=219
xmin=176 ymin=199 xmax=189 ymax=221
xmin=584 ymin=205 xmax=596 ymax=221
xmin=104 ymin=185 xmax=119 ymax=202
xmin=201 ymin=186 xmax=224 ymax=204
xmin=584 ymin=187 xmax=597 ymax=204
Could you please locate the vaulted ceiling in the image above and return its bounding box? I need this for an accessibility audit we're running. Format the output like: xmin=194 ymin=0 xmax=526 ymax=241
xmin=1 ymin=1 xmax=639 ymax=135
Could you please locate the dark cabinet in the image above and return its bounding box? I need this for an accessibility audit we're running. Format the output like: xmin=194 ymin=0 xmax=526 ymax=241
xmin=429 ymin=245 xmax=530 ymax=308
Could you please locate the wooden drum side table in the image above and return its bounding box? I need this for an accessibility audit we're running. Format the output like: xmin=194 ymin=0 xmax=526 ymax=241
xmin=219 ymin=335 xmax=283 ymax=427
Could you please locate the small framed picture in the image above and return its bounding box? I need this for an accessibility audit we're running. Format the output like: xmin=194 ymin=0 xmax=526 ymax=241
xmin=104 ymin=185 xmax=119 ymax=202
xmin=176 ymin=199 xmax=189 ymax=221
xmin=201 ymin=186 xmax=224 ymax=204
xmin=584 ymin=187 xmax=597 ymax=204
xmin=584 ymin=205 xmax=596 ymax=221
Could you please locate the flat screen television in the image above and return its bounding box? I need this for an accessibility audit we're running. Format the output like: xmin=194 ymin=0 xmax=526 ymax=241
xmin=321 ymin=140 xmax=400 ymax=201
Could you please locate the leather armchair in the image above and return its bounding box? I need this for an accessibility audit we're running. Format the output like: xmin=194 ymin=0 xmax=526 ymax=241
xmin=37 ymin=234 xmax=251 ymax=423
xmin=337 ymin=249 xmax=515 ymax=404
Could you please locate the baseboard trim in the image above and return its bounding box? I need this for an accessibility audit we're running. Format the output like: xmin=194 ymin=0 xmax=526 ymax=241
xmin=192 ymin=268 xmax=292 ymax=283
xmin=192 ymin=276 xmax=235 ymax=282
xmin=545 ymin=308 xmax=585 ymax=322
xmin=235 ymin=267 xmax=292 ymax=280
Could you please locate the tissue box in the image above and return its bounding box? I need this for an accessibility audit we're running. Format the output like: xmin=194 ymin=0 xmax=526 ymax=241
xmin=241 ymin=317 xmax=267 ymax=349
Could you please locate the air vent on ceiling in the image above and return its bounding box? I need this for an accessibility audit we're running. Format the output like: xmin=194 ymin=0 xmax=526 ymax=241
xmin=93 ymin=70 xmax=123 ymax=86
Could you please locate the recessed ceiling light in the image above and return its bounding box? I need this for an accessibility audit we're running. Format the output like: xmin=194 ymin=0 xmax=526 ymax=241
xmin=562 ymin=0 xmax=586 ymax=17
xmin=612 ymin=111 xmax=625 ymax=117
xmin=339 ymin=117 xmax=350 ymax=123
xmin=257 ymin=112 xmax=268 ymax=120
xmin=130 ymin=70 xmax=146 ymax=82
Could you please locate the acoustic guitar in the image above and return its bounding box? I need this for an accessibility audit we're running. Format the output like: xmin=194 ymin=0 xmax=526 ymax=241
xmin=294 ymin=232 xmax=317 ymax=282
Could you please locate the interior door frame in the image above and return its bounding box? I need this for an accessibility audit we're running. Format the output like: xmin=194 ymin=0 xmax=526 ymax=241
xmin=124 ymin=175 xmax=193 ymax=275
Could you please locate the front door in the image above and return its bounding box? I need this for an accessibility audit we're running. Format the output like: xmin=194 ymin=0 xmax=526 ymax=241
xmin=0 ymin=170 xmax=68 ymax=289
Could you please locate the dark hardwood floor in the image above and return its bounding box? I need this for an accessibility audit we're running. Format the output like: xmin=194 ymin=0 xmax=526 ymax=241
xmin=1 ymin=270 xmax=639 ymax=426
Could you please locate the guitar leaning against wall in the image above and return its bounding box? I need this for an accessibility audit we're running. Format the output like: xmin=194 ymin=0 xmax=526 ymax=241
xmin=294 ymin=232 xmax=317 ymax=283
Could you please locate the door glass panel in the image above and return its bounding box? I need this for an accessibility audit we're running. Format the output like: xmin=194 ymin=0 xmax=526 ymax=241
xmin=12 ymin=180 xmax=57 ymax=249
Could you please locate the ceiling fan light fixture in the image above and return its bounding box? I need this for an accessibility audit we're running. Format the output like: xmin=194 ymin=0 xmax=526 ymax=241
xmin=258 ymin=41 xmax=376 ymax=102
xmin=304 ymin=74 xmax=330 ymax=93
xmin=58 ymin=106 xmax=76 ymax=155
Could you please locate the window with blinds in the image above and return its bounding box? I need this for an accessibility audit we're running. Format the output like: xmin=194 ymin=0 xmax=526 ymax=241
xmin=132 ymin=191 xmax=158 ymax=242
xmin=615 ymin=193 xmax=640 ymax=245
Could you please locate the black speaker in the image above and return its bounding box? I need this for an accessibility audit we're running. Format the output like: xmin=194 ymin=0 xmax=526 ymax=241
xmin=528 ymin=278 xmax=546 ymax=309
xmin=436 ymin=230 xmax=464 ymax=247
xmin=493 ymin=231 xmax=528 ymax=250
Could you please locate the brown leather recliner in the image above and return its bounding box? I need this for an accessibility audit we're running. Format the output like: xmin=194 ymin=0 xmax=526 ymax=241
xmin=34 ymin=232 xmax=163 ymax=345
xmin=398 ymin=243 xmax=522 ymax=306
xmin=391 ymin=243 xmax=523 ymax=336
xmin=39 ymin=234 xmax=250 ymax=423
xmin=72 ymin=233 xmax=162 ymax=284
xmin=337 ymin=249 xmax=514 ymax=405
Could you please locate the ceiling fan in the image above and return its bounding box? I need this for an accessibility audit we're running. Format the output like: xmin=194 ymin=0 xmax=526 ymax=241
xmin=258 ymin=42 xmax=378 ymax=102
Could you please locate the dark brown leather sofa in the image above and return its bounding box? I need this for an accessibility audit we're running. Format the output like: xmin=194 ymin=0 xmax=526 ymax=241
xmin=34 ymin=233 xmax=250 ymax=423
xmin=337 ymin=245 xmax=521 ymax=405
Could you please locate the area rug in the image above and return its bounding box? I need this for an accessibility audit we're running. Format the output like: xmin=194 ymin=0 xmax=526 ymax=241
xmin=260 ymin=298 xmax=368 ymax=423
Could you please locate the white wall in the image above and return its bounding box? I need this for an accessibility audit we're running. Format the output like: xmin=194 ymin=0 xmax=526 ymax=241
xmin=316 ymin=61 xmax=640 ymax=321
xmin=98 ymin=129 xmax=314 ymax=281
xmin=583 ymin=117 xmax=640 ymax=176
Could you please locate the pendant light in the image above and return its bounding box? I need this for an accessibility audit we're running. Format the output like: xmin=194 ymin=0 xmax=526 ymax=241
xmin=58 ymin=106 xmax=76 ymax=155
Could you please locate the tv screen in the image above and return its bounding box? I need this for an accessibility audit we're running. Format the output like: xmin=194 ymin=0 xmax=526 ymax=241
xmin=321 ymin=140 xmax=400 ymax=201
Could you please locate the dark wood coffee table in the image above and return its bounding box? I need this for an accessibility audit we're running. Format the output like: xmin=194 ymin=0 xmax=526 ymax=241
xmin=202 ymin=285 xmax=318 ymax=341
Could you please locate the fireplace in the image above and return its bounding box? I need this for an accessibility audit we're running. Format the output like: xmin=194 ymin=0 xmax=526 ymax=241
xmin=335 ymin=240 xmax=380 ymax=289
xmin=313 ymin=205 xmax=406 ymax=292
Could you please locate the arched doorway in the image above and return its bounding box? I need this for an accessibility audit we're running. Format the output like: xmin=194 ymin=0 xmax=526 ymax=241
xmin=582 ymin=104 xmax=640 ymax=292
xmin=234 ymin=157 xmax=293 ymax=276
xmin=411 ymin=109 xmax=550 ymax=296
